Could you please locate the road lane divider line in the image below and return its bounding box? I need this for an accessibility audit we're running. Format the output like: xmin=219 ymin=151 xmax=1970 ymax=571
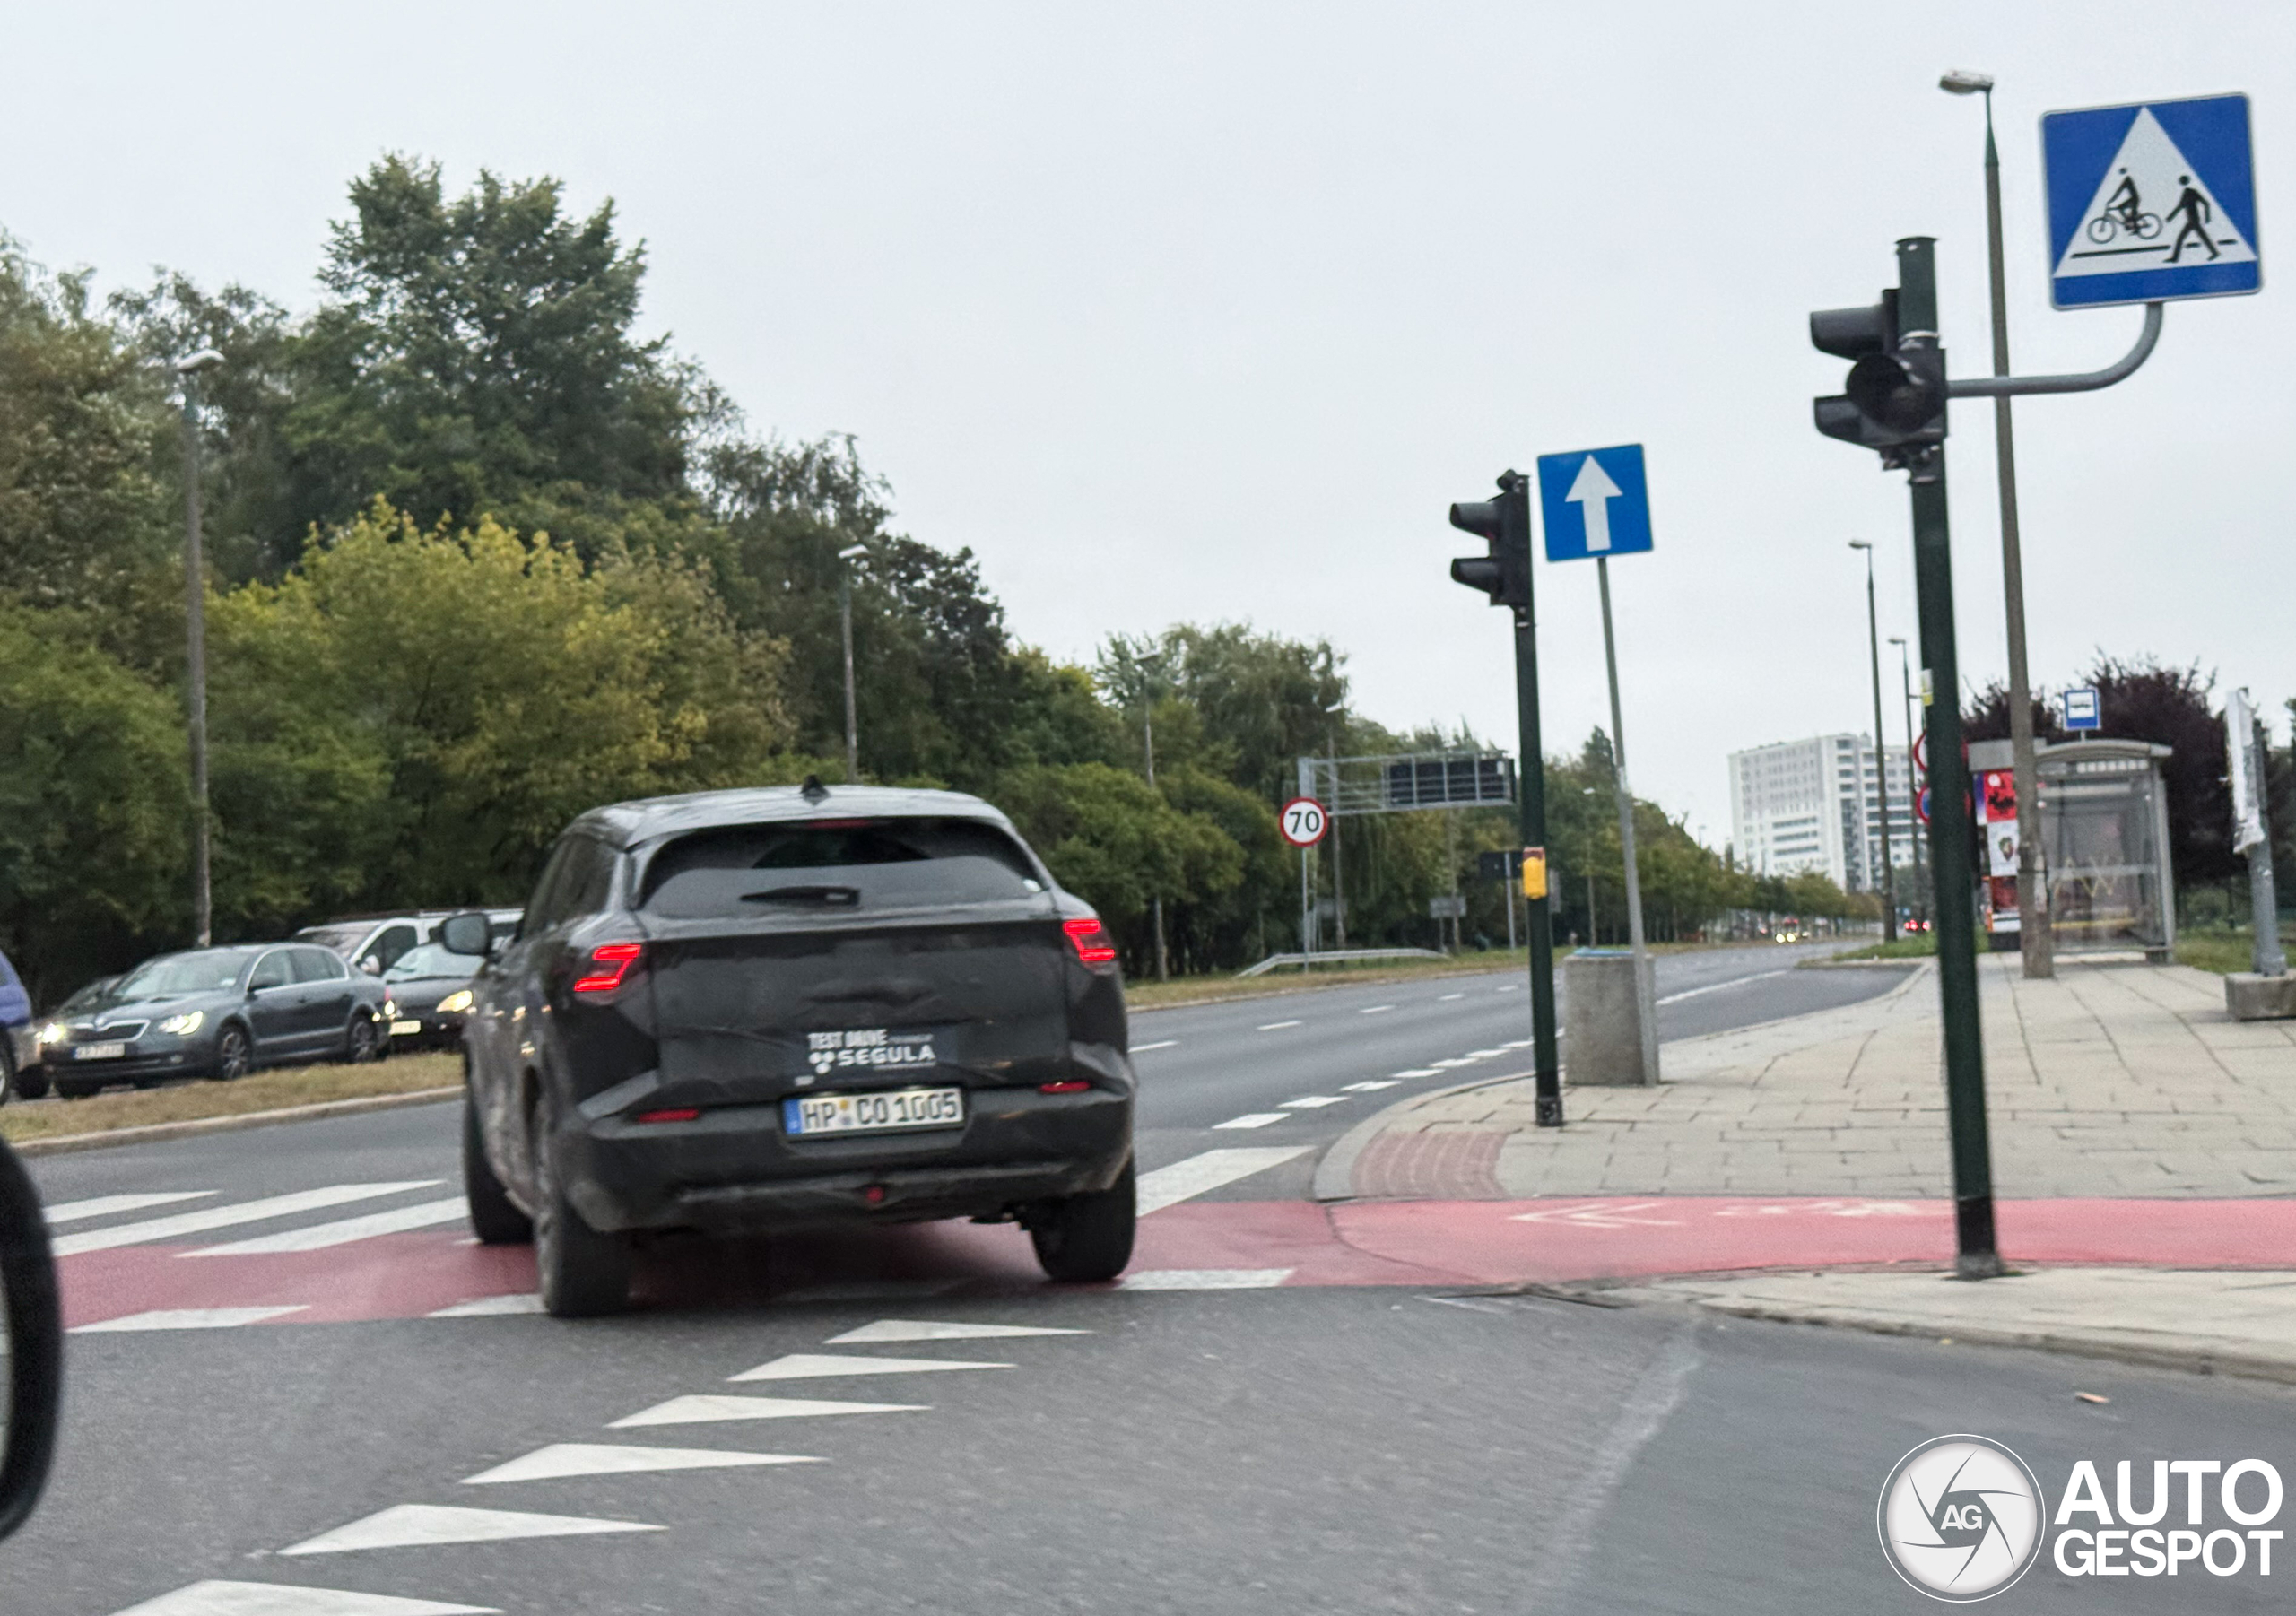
xmin=1358 ymin=1004 xmax=1394 ymax=1015
xmin=1657 ymin=968 xmax=1793 ymax=1005
xmin=1438 ymin=993 xmax=1465 ymax=1002
xmin=1136 ymin=1146 xmax=1311 ymax=1214
xmin=73 ymin=1306 xmax=309 ymax=1334
xmin=1133 ymin=1039 xmax=1178 ymax=1051
xmin=1280 ymin=1096 xmax=1347 ymax=1109
xmin=1254 ymin=1020 xmax=1303 ymax=1031
xmin=1118 ymin=1269 xmax=1293 ymax=1290
xmin=730 ymin=1353 xmax=1012 ymax=1382
xmin=281 ymin=1504 xmax=662 ymax=1557
xmin=429 ymin=1294 xmax=544 ymax=1318
xmin=463 ymin=1445 xmax=822 ymax=1485
xmin=1342 ymin=1081 xmax=1401 ymax=1092
xmin=1392 ymin=1068 xmax=1441 ymax=1078
xmin=52 ymin=1181 xmax=443 ymax=1257
xmin=610 ymin=1394 xmax=928 ymax=1429
xmin=105 ymin=1581 xmax=500 ymax=1614
xmin=185 ymin=1196 xmax=468 ymax=1256
xmin=45 ymin=1191 xmax=214 ymax=1225
xmin=1210 ymin=1113 xmax=1288 ymax=1131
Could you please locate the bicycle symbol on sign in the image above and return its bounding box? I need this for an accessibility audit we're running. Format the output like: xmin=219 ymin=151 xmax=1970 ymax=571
xmin=2085 ymin=167 xmax=2162 ymax=245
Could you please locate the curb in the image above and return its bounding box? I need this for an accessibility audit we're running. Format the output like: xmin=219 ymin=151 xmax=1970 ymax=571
xmin=1312 ymin=1067 xmax=1538 ymax=1203
xmin=9 ymin=1086 xmax=462 ymax=1159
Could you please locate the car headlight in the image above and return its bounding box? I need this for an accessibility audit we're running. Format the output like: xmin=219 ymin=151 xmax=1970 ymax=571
xmin=36 ymin=1021 xmax=64 ymax=1046
xmin=437 ymin=990 xmax=473 ymax=1015
xmin=383 ymin=999 xmax=397 ymax=1020
xmin=158 ymin=1010 xmax=204 ymax=1037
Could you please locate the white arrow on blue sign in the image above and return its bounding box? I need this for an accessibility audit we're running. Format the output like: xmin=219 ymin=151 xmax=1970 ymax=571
xmin=2042 ymin=93 xmax=2260 ymax=308
xmin=1535 ymin=445 xmax=1652 ymax=562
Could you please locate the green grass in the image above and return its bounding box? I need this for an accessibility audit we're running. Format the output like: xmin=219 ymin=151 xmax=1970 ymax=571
xmin=1 ymin=1051 xmax=461 ymax=1144
xmin=1825 ymin=934 xmax=1938 ymax=961
xmin=2176 ymin=930 xmax=2292 ymax=977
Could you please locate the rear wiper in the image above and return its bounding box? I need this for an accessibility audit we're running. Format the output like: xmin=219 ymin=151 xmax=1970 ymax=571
xmin=740 ymin=884 xmax=862 ymax=908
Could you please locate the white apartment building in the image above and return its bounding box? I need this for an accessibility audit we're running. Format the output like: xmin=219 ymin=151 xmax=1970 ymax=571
xmin=1727 ymin=733 xmax=1916 ymax=893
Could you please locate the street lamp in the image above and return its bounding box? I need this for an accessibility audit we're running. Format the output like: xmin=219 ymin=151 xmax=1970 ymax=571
xmin=172 ymin=348 xmax=224 ymax=948
xmin=1889 ymin=635 xmax=1926 ymax=925
xmin=1324 ymin=699 xmax=1347 ymax=952
xmin=1849 ymin=542 xmax=1898 ymax=940
xmin=1137 ymin=650 xmax=1170 ymax=982
xmin=1941 ymin=68 xmax=2050 ymax=979
xmin=836 ymin=543 xmax=866 ymax=783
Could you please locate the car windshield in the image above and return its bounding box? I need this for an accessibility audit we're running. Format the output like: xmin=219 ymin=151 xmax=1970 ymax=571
xmin=57 ymin=979 xmax=117 ymax=1014
xmin=114 ymin=950 xmax=255 ymax=997
xmin=385 ymin=943 xmax=470 ymax=982
xmin=639 ymin=818 xmax=1045 ymax=918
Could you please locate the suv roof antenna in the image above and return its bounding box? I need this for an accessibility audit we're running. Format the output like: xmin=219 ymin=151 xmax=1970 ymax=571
xmin=800 ymin=775 xmax=830 ymax=803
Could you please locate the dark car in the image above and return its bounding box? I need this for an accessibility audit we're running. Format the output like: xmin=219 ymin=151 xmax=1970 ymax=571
xmin=442 ymin=783 xmax=1135 ymax=1316
xmin=16 ymin=977 xmax=116 ymax=1101
xmin=382 ymin=943 xmax=477 ymax=1047
xmin=44 ymin=943 xmax=393 ymax=1099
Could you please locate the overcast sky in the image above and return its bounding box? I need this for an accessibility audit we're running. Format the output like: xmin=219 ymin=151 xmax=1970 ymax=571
xmin=11 ymin=3 xmax=2292 ymax=842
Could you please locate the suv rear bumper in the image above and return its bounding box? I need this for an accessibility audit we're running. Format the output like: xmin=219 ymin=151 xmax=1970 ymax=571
xmin=560 ymin=1082 xmax=1133 ymax=1235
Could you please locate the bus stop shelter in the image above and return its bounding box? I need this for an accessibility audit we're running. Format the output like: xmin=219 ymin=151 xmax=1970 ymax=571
xmin=2037 ymin=737 xmax=2177 ymax=962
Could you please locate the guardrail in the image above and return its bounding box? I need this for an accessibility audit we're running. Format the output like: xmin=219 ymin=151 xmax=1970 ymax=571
xmin=1235 ymin=948 xmax=1451 ymax=978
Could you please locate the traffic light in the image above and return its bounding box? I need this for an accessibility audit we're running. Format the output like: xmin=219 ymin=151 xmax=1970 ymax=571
xmin=1811 ymin=286 xmax=1947 ymax=469
xmin=1448 ymin=470 xmax=1531 ymax=609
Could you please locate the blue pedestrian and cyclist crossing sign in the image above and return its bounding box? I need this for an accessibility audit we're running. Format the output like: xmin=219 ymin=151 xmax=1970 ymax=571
xmin=1535 ymin=444 xmax=1652 ymax=562
xmin=2042 ymin=93 xmax=2259 ymax=308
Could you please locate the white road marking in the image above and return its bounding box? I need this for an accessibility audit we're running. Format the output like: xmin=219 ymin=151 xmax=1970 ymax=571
xmin=1118 ymin=1269 xmax=1293 ymax=1290
xmin=53 ymin=1183 xmax=441 ymax=1257
xmin=74 ymin=1306 xmax=307 ymax=1334
xmin=610 ymin=1394 xmax=927 ymax=1429
xmin=1439 ymin=993 xmax=1465 ymax=1002
xmin=1137 ymin=1146 xmax=1309 ymax=1213
xmin=1132 ymin=1039 xmax=1178 ymax=1052
xmin=1211 ymin=1113 xmax=1288 ymax=1130
xmin=1495 ymin=983 xmax=1521 ymax=991
xmin=1657 ymin=968 xmax=1792 ymax=1005
xmin=1504 ymin=1038 xmax=1535 ymax=1048
xmin=1465 ymin=1047 xmax=1508 ymax=1059
xmin=1342 ymin=1080 xmax=1401 ymax=1092
xmin=186 ymin=1197 xmax=467 ymax=1256
xmin=463 ymin=1444 xmax=821 ymax=1485
xmin=281 ymin=1505 xmax=661 ymax=1556
xmin=826 ymin=1319 xmax=1091 ymax=1344
xmin=108 ymin=1582 xmax=498 ymax=1615
xmin=46 ymin=1192 xmax=213 ymax=1226
xmin=730 ymin=1353 xmax=1012 ymax=1383
xmin=1392 ymin=1068 xmax=1441 ymax=1078
xmin=1431 ymin=1058 xmax=1476 ymax=1070
xmin=428 ymin=1294 xmax=544 ymax=1318
xmin=1255 ymin=1020 xmax=1302 ymax=1031
xmin=1280 ymin=1096 xmax=1347 ymax=1109
xmin=1358 ymin=1004 xmax=1393 ymax=1015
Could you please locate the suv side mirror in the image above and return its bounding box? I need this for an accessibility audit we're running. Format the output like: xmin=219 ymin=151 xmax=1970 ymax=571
xmin=0 ymin=1138 xmax=62 ymax=1540
xmin=438 ymin=912 xmax=493 ymax=958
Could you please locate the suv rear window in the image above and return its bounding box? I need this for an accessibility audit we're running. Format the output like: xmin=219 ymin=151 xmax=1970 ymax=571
xmin=639 ymin=818 xmax=1045 ymax=919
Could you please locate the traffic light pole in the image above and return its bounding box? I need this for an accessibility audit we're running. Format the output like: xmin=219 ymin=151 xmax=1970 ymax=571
xmin=1514 ymin=573 xmax=1563 ymax=1127
xmin=1896 ymin=237 xmax=2002 ymax=1280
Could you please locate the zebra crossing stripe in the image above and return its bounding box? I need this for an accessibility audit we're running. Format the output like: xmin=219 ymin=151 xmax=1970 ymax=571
xmin=53 ymin=1183 xmax=441 ymax=1257
xmin=107 ymin=1581 xmax=498 ymax=1614
xmin=185 ymin=1198 xmax=468 ymax=1256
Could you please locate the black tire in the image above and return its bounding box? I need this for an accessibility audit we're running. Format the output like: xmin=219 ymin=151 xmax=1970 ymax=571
xmin=0 ymin=1043 xmax=14 ymax=1106
xmin=463 ymin=1096 xmax=533 ymax=1246
xmin=51 ymin=1080 xmax=91 ymax=1101
xmin=210 ymin=1024 xmax=252 ymax=1082
xmin=1030 ymin=1157 xmax=1137 ymax=1283
xmin=13 ymin=1066 xmax=46 ymax=1102
xmin=532 ymin=1102 xmax=630 ymax=1317
xmin=344 ymin=1013 xmax=382 ymax=1064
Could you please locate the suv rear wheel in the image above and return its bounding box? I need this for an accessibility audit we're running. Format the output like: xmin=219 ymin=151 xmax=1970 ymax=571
xmin=533 ymin=1103 xmax=631 ymax=1317
xmin=1029 ymin=1158 xmax=1136 ymax=1283
xmin=463 ymin=1097 xmax=533 ymax=1246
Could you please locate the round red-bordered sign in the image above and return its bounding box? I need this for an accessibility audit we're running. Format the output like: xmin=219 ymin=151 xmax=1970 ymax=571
xmin=1279 ymin=797 xmax=1329 ymax=847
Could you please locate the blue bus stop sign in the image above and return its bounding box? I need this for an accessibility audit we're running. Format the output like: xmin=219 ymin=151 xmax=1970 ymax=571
xmin=2060 ymin=686 xmax=2102 ymax=732
xmin=2042 ymin=94 xmax=2260 ymax=308
xmin=1535 ymin=445 xmax=1652 ymax=562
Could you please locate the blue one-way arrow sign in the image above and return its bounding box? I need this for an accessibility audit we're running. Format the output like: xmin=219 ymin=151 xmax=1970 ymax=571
xmin=1535 ymin=445 xmax=1652 ymax=561
xmin=2042 ymin=93 xmax=2260 ymax=308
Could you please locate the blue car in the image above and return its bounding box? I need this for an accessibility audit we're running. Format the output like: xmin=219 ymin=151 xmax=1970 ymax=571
xmin=0 ymin=951 xmax=32 ymax=1103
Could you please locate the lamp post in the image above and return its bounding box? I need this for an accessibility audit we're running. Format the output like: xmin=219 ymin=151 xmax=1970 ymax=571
xmin=837 ymin=543 xmax=866 ymax=783
xmin=1849 ymin=541 xmax=1898 ymax=940
xmin=173 ymin=349 xmax=224 ymax=948
xmin=1139 ymin=651 xmax=1170 ymax=982
xmin=1324 ymin=699 xmax=1347 ymax=951
xmin=1890 ymin=635 xmax=1926 ymax=926
xmin=1942 ymin=67 xmax=2049 ymax=978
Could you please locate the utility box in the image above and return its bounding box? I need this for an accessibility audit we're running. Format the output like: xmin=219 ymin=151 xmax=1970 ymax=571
xmin=2036 ymin=738 xmax=2177 ymax=962
xmin=1564 ymin=949 xmax=1657 ymax=1086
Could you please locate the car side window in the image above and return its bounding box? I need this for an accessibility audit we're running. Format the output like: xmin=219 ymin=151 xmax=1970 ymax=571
xmin=249 ymin=952 xmax=292 ymax=991
xmin=523 ymin=841 xmax=578 ymax=934
xmin=291 ymin=948 xmax=346 ymax=984
xmin=566 ymin=839 xmax=616 ymax=919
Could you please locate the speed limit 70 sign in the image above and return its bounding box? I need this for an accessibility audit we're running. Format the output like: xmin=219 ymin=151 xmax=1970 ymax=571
xmin=1280 ymin=797 xmax=1329 ymax=847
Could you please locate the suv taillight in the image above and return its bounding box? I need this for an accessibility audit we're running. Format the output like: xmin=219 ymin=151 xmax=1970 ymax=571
xmin=1063 ymin=917 xmax=1118 ymax=969
xmin=571 ymin=942 xmax=643 ymax=995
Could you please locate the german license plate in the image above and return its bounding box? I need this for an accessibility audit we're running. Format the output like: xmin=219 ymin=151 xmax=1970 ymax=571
xmin=784 ymin=1087 xmax=965 ymax=1137
xmin=74 ymin=1043 xmax=126 ymax=1061
xmin=391 ymin=1020 xmax=422 ymax=1037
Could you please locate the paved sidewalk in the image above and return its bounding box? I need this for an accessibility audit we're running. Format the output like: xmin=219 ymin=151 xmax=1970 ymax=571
xmin=1320 ymin=954 xmax=2296 ymax=1202
xmin=1614 ymin=1266 xmax=2296 ymax=1385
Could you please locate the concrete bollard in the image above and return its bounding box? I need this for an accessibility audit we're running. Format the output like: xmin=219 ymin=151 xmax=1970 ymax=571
xmin=1563 ymin=948 xmax=1657 ymax=1086
xmin=2226 ymin=973 xmax=2296 ymax=1021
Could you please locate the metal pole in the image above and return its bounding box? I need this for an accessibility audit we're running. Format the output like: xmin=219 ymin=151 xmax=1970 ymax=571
xmin=1856 ymin=543 xmax=1898 ymax=939
xmin=1327 ymin=728 xmax=1346 ymax=951
xmin=1513 ymin=562 xmax=1562 ymax=1125
xmin=2245 ymin=708 xmax=2287 ymax=977
xmin=1893 ymin=638 xmax=1927 ymax=926
xmin=179 ymin=380 xmax=213 ymax=949
xmin=839 ymin=564 xmax=859 ymax=783
xmin=1979 ymin=91 xmax=2052 ymax=980
xmin=1900 ymin=237 xmax=2002 ymax=1280
xmin=1145 ymin=699 xmax=1168 ymax=982
xmin=1596 ymin=557 xmax=1658 ymax=1084
xmin=1300 ymin=846 xmax=1313 ymax=969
